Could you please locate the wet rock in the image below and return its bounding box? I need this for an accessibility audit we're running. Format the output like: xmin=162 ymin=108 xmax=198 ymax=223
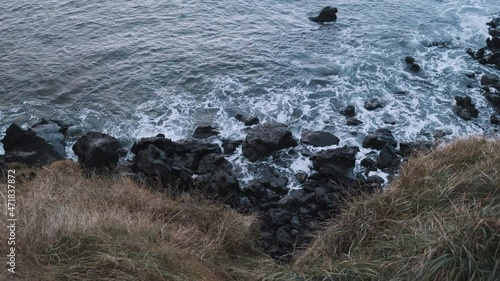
xmin=405 ymin=56 xmax=421 ymax=72
xmin=405 ymin=56 xmax=416 ymax=64
xmin=1 ymin=121 xmax=67 ymax=165
xmin=377 ymin=144 xmax=400 ymax=169
xmin=487 ymin=37 xmax=500 ymax=49
xmin=300 ymin=130 xmax=340 ymax=147
xmin=362 ymin=128 xmax=397 ymax=150
xmin=364 ymin=98 xmax=385 ymax=110
xmin=481 ymin=74 xmax=500 ymax=87
xmin=131 ymin=134 xmax=176 ymax=156
xmin=132 ymin=135 xmax=239 ymax=204
xmin=311 ymin=146 xmax=358 ymax=171
xmin=467 ymin=18 xmax=500 ymax=70
xmin=221 ymin=139 xmax=242 ymax=154
xmin=360 ymin=158 xmax=377 ymax=172
xmin=309 ymin=6 xmax=338 ymax=23
xmin=73 ymin=132 xmax=121 ymax=170
xmin=235 ymin=113 xmax=260 ymax=126
xmin=483 ymin=87 xmax=500 ymax=108
xmin=340 ymin=105 xmax=356 ymax=117
xmin=346 ymin=117 xmax=363 ymax=126
xmin=491 ymin=113 xmax=500 ymax=125
xmin=135 ymin=144 xmax=174 ymax=180
xmin=242 ymin=122 xmax=298 ymax=162
xmin=243 ymin=167 xmax=289 ymax=203
xmin=382 ymin=116 xmax=397 ymax=125
xmin=453 ymin=96 xmax=479 ymax=120
xmin=193 ymin=125 xmax=220 ymax=139
xmin=399 ymin=141 xmax=433 ymax=157
xmin=295 ymin=172 xmax=308 ymax=184
xmin=465 ymin=72 xmax=476 ymax=79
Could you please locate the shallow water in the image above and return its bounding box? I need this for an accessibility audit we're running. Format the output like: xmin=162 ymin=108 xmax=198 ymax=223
xmin=0 ymin=0 xmax=499 ymax=185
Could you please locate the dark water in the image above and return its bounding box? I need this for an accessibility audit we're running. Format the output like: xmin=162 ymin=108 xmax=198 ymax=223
xmin=0 ymin=0 xmax=498 ymax=184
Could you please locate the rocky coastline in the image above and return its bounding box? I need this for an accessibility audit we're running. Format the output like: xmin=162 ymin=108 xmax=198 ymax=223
xmin=2 ymin=15 xmax=500 ymax=262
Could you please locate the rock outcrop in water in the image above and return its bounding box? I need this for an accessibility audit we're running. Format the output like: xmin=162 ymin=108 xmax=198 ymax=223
xmin=453 ymin=96 xmax=479 ymax=120
xmin=242 ymin=122 xmax=298 ymax=162
xmin=362 ymin=128 xmax=397 ymax=150
xmin=309 ymin=6 xmax=338 ymax=23
xmin=405 ymin=56 xmax=421 ymax=73
xmin=467 ymin=18 xmax=500 ymax=70
xmin=1 ymin=120 xmax=67 ymax=165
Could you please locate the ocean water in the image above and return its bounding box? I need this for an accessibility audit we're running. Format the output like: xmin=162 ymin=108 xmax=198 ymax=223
xmin=0 ymin=0 xmax=498 ymax=186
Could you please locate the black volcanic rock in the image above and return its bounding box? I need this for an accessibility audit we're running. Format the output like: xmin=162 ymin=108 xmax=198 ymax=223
xmin=132 ymin=135 xmax=239 ymax=204
xmin=377 ymin=144 xmax=400 ymax=169
xmin=361 ymin=158 xmax=377 ymax=172
xmin=346 ymin=117 xmax=363 ymax=126
xmin=362 ymin=128 xmax=397 ymax=150
xmin=491 ymin=113 xmax=500 ymax=125
xmin=1 ymin=121 xmax=67 ymax=165
xmin=73 ymin=132 xmax=121 ymax=170
xmin=221 ymin=139 xmax=242 ymax=154
xmin=309 ymin=6 xmax=338 ymax=23
xmin=364 ymin=98 xmax=385 ymax=110
xmin=311 ymin=146 xmax=358 ymax=171
xmin=300 ymin=130 xmax=340 ymax=147
xmin=405 ymin=56 xmax=421 ymax=72
xmin=242 ymin=122 xmax=298 ymax=162
xmin=468 ymin=18 xmax=500 ymax=70
xmin=453 ymin=96 xmax=479 ymax=120
xmin=235 ymin=113 xmax=260 ymax=126
xmin=340 ymin=105 xmax=356 ymax=117
xmin=193 ymin=125 xmax=220 ymax=139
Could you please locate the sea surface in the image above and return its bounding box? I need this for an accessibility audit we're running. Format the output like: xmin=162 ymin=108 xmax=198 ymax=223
xmin=0 ymin=0 xmax=499 ymax=185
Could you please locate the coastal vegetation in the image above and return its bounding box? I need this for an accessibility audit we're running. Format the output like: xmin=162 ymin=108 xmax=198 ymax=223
xmin=2 ymin=138 xmax=499 ymax=280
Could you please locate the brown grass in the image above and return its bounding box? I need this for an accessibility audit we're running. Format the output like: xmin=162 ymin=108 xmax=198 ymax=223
xmin=0 ymin=160 xmax=278 ymax=281
xmin=2 ymin=138 xmax=500 ymax=280
xmin=295 ymin=137 xmax=500 ymax=280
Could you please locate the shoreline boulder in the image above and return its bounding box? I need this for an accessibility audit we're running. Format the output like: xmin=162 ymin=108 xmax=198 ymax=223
xmin=1 ymin=121 xmax=67 ymax=165
xmin=300 ymin=130 xmax=340 ymax=147
xmin=242 ymin=122 xmax=298 ymax=162
xmin=73 ymin=132 xmax=121 ymax=170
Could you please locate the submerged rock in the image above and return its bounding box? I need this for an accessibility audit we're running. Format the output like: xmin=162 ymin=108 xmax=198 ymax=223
xmin=340 ymin=105 xmax=356 ymax=117
xmin=346 ymin=117 xmax=363 ymax=126
xmin=364 ymin=98 xmax=385 ymax=111
xmin=242 ymin=122 xmax=298 ymax=162
xmin=73 ymin=132 xmax=121 ymax=170
xmin=193 ymin=125 xmax=220 ymax=139
xmin=1 ymin=121 xmax=67 ymax=165
xmin=309 ymin=6 xmax=338 ymax=23
xmin=453 ymin=96 xmax=479 ymax=120
xmin=300 ymin=130 xmax=340 ymax=147
xmin=235 ymin=113 xmax=260 ymax=126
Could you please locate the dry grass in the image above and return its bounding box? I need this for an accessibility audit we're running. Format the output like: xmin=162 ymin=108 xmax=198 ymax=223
xmin=2 ymin=138 xmax=500 ymax=280
xmin=295 ymin=137 xmax=500 ymax=281
xmin=0 ymin=160 xmax=278 ymax=281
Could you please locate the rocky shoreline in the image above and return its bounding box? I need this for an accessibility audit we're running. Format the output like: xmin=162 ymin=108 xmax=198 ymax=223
xmin=0 ymin=117 xmax=417 ymax=260
xmin=2 ymin=15 xmax=500 ymax=262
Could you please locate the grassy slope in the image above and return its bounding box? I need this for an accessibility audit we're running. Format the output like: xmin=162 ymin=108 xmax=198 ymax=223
xmin=1 ymin=138 xmax=499 ymax=280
